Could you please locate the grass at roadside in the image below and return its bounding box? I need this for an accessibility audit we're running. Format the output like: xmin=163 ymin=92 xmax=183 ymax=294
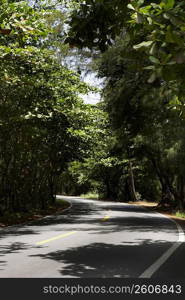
xmin=80 ymin=192 xmax=99 ymax=200
xmin=175 ymin=211 xmax=185 ymax=219
xmin=0 ymin=198 xmax=70 ymax=227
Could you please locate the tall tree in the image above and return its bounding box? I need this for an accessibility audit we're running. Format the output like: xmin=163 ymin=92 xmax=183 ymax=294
xmin=0 ymin=0 xmax=91 ymax=214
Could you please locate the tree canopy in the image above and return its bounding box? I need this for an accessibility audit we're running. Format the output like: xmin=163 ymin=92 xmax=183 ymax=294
xmin=64 ymin=0 xmax=185 ymax=209
xmin=1 ymin=0 xmax=185 ymax=220
xmin=0 ymin=0 xmax=94 ymax=214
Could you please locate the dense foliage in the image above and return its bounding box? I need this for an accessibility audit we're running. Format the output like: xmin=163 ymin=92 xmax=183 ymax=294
xmin=65 ymin=0 xmax=185 ymax=209
xmin=0 ymin=0 xmax=92 ymax=214
xmin=1 ymin=0 xmax=185 ymax=218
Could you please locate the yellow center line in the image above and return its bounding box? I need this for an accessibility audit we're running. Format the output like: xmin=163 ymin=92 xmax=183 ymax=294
xmin=102 ymin=215 xmax=110 ymax=222
xmin=36 ymin=231 xmax=77 ymax=245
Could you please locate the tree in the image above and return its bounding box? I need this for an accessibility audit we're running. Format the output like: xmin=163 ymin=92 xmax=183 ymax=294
xmin=0 ymin=0 xmax=92 ymax=214
xmin=65 ymin=0 xmax=129 ymax=52
xmin=65 ymin=0 xmax=185 ymax=209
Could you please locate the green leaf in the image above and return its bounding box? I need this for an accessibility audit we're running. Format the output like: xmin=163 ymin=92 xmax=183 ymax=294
xmin=127 ymin=4 xmax=136 ymax=11
xmin=149 ymin=56 xmax=160 ymax=64
xmin=143 ymin=65 xmax=155 ymax=70
xmin=148 ymin=72 xmax=156 ymax=83
xmin=149 ymin=43 xmax=157 ymax=55
xmin=139 ymin=5 xmax=151 ymax=15
xmin=162 ymin=0 xmax=175 ymax=10
xmin=133 ymin=41 xmax=153 ymax=50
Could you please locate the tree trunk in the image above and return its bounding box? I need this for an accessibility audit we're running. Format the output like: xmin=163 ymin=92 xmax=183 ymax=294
xmin=128 ymin=161 xmax=137 ymax=201
xmin=176 ymin=175 xmax=185 ymax=210
xmin=149 ymin=156 xmax=174 ymax=207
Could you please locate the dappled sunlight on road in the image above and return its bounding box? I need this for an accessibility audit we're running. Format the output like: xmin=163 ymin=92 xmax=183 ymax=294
xmin=0 ymin=197 xmax=182 ymax=278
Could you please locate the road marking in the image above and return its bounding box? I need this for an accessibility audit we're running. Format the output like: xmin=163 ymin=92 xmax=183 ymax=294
xmin=36 ymin=231 xmax=77 ymax=245
xmin=139 ymin=215 xmax=185 ymax=278
xmin=102 ymin=215 xmax=110 ymax=221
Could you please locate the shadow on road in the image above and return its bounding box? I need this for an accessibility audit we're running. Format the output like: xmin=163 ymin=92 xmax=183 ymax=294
xmin=25 ymin=201 xmax=176 ymax=236
xmin=0 ymin=242 xmax=30 ymax=255
xmin=0 ymin=242 xmax=31 ymax=271
xmin=0 ymin=260 xmax=6 ymax=270
xmin=0 ymin=199 xmax=179 ymax=276
xmin=29 ymin=240 xmax=173 ymax=278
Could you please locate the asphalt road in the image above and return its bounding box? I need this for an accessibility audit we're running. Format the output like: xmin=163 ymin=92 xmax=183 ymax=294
xmin=0 ymin=196 xmax=184 ymax=278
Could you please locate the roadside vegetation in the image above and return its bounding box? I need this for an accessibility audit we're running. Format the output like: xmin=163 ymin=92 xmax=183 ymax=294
xmin=80 ymin=193 xmax=99 ymax=200
xmin=175 ymin=211 xmax=185 ymax=219
xmin=0 ymin=0 xmax=95 ymax=224
xmin=0 ymin=198 xmax=69 ymax=226
xmin=64 ymin=0 xmax=185 ymax=213
xmin=1 ymin=0 xmax=185 ymax=224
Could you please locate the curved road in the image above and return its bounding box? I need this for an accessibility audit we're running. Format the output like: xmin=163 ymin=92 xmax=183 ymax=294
xmin=0 ymin=196 xmax=184 ymax=278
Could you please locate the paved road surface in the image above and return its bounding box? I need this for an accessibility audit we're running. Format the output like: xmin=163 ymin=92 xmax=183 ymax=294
xmin=0 ymin=196 xmax=184 ymax=278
